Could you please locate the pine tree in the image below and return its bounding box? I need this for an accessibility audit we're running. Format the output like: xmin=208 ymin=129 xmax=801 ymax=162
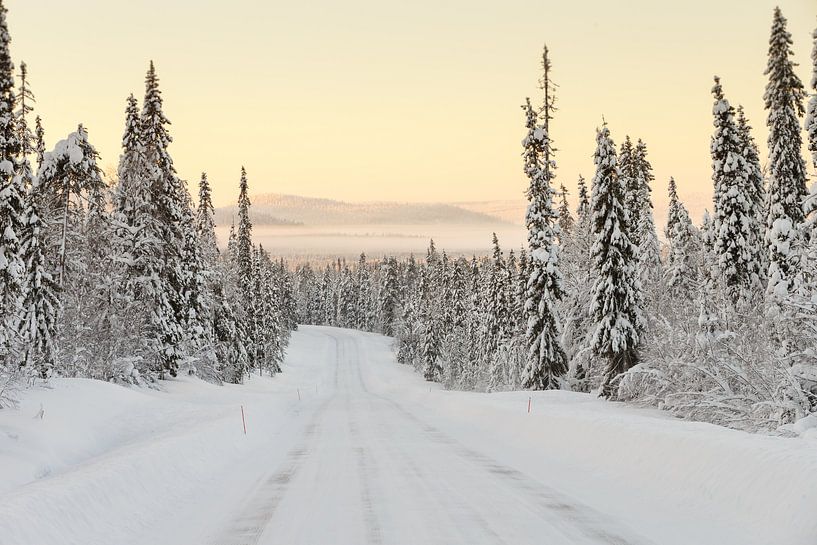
xmin=589 ymin=125 xmax=643 ymax=398
xmin=764 ymin=8 xmax=808 ymax=297
xmin=710 ymin=77 xmax=763 ymax=304
xmin=0 ymin=0 xmax=24 ymax=367
xmin=520 ymin=50 xmax=567 ymax=391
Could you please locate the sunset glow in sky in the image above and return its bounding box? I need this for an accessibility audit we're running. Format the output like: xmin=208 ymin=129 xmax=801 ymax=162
xmin=7 ymin=0 xmax=817 ymax=219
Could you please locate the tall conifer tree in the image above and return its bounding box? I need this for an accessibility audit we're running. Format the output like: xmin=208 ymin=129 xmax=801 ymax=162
xmin=0 ymin=0 xmax=24 ymax=365
xmin=520 ymin=47 xmax=567 ymax=390
xmin=710 ymin=77 xmax=763 ymax=304
xmin=589 ymin=125 xmax=643 ymax=398
xmin=764 ymin=8 xmax=808 ymax=296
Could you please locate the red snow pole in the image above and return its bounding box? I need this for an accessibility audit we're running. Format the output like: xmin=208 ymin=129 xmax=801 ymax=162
xmin=241 ymin=405 xmax=247 ymax=435
xmin=527 ymin=397 xmax=531 ymax=414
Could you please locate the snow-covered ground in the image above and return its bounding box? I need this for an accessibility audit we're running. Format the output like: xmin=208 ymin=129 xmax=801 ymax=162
xmin=1 ymin=326 xmax=816 ymax=545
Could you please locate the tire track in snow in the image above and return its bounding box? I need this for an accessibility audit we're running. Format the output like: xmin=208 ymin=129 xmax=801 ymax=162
xmin=342 ymin=336 xmax=385 ymax=545
xmin=209 ymin=399 xmax=330 ymax=545
xmin=389 ymin=394 xmax=646 ymax=543
xmin=355 ymin=359 xmax=651 ymax=545
xmin=210 ymin=330 xmax=344 ymax=545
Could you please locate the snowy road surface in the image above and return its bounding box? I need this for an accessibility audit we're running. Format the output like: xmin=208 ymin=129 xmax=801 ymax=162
xmin=212 ymin=327 xmax=645 ymax=545
xmin=2 ymin=326 xmax=817 ymax=545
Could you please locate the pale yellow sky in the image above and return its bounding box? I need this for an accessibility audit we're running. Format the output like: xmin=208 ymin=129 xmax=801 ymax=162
xmin=6 ymin=0 xmax=817 ymax=220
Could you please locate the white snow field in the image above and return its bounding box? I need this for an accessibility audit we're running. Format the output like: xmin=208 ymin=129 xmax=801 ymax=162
xmin=1 ymin=326 xmax=816 ymax=545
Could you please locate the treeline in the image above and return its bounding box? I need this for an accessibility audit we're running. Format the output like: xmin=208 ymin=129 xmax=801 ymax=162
xmin=0 ymin=2 xmax=295 ymax=406
xmin=294 ymin=10 xmax=817 ymax=433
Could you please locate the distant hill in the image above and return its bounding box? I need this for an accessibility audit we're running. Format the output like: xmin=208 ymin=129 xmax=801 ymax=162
xmin=453 ymin=200 xmax=526 ymax=225
xmin=214 ymin=193 xmax=516 ymax=226
xmin=213 ymin=207 xmax=302 ymax=227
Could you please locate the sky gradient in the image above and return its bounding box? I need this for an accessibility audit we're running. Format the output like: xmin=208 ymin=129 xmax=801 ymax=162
xmin=6 ymin=0 xmax=817 ymax=220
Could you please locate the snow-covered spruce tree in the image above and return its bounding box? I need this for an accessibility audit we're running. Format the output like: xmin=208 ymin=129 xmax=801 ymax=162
xmin=557 ymin=184 xmax=574 ymax=240
xmin=338 ymin=263 xmax=355 ymax=328
xmin=380 ymin=256 xmax=400 ymax=336
xmin=0 ymin=0 xmax=23 ymax=369
xmin=15 ymin=62 xmax=34 ymax=166
xmin=589 ymin=124 xmax=643 ymax=398
xmin=234 ymin=166 xmax=258 ymax=369
xmin=576 ymin=174 xmax=590 ymax=225
xmin=440 ymin=256 xmax=471 ymax=389
xmin=514 ymin=247 xmax=528 ymax=335
xmin=38 ymin=126 xmax=106 ymax=287
xmin=194 ymin=172 xmax=246 ymax=383
xmin=808 ymin=24 xmax=817 ymax=174
xmin=34 ymin=116 xmax=44 ymax=169
xmin=257 ymin=247 xmax=284 ymax=375
xmin=520 ymin=89 xmax=567 ymax=389
xmin=17 ymin=176 xmax=59 ymax=379
xmin=632 ymin=139 xmax=661 ymax=282
xmin=12 ymin=60 xmax=58 ymax=378
xmin=736 ymin=106 xmax=768 ymax=283
xmin=275 ymin=258 xmax=297 ymax=335
xmin=140 ymin=62 xmax=191 ymax=377
xmin=486 ymin=233 xmax=510 ymax=390
xmin=618 ymin=136 xmax=638 ymax=239
xmin=419 ymin=251 xmax=443 ymax=382
xmin=558 ymin=171 xmax=596 ymax=387
xmin=353 ymin=253 xmax=368 ymax=330
xmin=665 ymin=177 xmax=682 ymax=259
xmin=664 ymin=177 xmax=699 ymax=296
xmin=710 ymin=77 xmax=764 ymax=305
xmin=179 ymin=190 xmax=211 ymax=362
xmin=109 ymin=95 xmax=167 ymax=381
xmin=195 ymin=173 xmax=218 ymax=270
xmin=764 ymin=7 xmax=808 ymax=297
xmin=396 ymin=293 xmax=422 ymax=369
xmin=802 ymin=24 xmax=817 ymax=291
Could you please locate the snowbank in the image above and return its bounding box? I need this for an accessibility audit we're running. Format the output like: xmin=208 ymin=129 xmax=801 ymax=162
xmin=0 ymin=329 xmax=339 ymax=545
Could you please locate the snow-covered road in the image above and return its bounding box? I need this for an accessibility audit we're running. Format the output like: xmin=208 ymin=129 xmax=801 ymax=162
xmin=214 ymin=327 xmax=645 ymax=545
xmin=2 ymin=326 xmax=816 ymax=545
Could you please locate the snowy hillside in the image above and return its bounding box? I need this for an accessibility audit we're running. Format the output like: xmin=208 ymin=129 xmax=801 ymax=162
xmin=1 ymin=327 xmax=816 ymax=545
